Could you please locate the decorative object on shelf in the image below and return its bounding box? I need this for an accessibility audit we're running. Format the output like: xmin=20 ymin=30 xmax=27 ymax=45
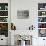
xmin=38 ymin=17 xmax=43 ymax=22
xmin=0 ymin=23 xmax=8 ymax=30
xmin=17 ymin=10 xmax=29 ymax=19
xmin=38 ymin=11 xmax=46 ymax=16
xmin=45 ymin=6 xmax=46 ymax=9
xmin=0 ymin=23 xmax=8 ymax=37
xmin=5 ymin=6 xmax=8 ymax=10
xmin=38 ymin=3 xmax=46 ymax=10
xmin=42 ymin=12 xmax=45 ymax=15
xmin=38 ymin=23 xmax=46 ymax=28
xmin=0 ymin=6 xmax=1 ymax=10
xmin=29 ymin=25 xmax=35 ymax=30
xmin=0 ymin=17 xmax=8 ymax=22
xmin=0 ymin=3 xmax=8 ymax=10
xmin=0 ymin=11 xmax=8 ymax=16
xmin=11 ymin=23 xmax=16 ymax=30
xmin=38 ymin=17 xmax=46 ymax=22
xmin=38 ymin=29 xmax=46 ymax=37
xmin=40 ymin=8 xmax=45 ymax=10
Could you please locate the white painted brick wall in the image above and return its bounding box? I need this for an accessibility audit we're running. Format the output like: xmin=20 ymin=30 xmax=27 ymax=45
xmin=11 ymin=0 xmax=46 ymax=46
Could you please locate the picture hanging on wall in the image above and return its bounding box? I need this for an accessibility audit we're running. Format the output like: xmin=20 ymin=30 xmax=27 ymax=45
xmin=17 ymin=10 xmax=29 ymax=19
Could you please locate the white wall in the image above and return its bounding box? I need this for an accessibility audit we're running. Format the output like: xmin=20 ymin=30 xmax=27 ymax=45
xmin=11 ymin=0 xmax=38 ymax=31
xmin=0 ymin=0 xmax=8 ymax=3
xmin=11 ymin=0 xmax=46 ymax=30
xmin=11 ymin=0 xmax=46 ymax=46
xmin=11 ymin=0 xmax=38 ymax=45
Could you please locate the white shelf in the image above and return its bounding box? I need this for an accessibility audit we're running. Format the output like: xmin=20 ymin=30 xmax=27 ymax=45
xmin=38 ymin=22 xmax=46 ymax=23
xmin=0 ymin=16 xmax=8 ymax=17
xmin=38 ymin=28 xmax=46 ymax=29
xmin=0 ymin=22 xmax=8 ymax=23
xmin=0 ymin=10 xmax=8 ymax=11
xmin=38 ymin=10 xmax=46 ymax=11
xmin=38 ymin=16 xmax=46 ymax=17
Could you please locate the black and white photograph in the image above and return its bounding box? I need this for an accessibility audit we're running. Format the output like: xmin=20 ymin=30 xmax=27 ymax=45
xmin=17 ymin=10 xmax=29 ymax=19
xmin=38 ymin=17 xmax=46 ymax=22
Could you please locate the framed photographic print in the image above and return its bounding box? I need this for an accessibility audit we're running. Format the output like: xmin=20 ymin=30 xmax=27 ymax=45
xmin=17 ymin=10 xmax=29 ymax=19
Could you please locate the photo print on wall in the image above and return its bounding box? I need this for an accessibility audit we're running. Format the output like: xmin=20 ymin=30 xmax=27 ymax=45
xmin=17 ymin=10 xmax=29 ymax=19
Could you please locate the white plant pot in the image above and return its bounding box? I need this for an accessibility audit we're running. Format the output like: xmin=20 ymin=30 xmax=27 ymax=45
xmin=21 ymin=40 xmax=25 ymax=46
